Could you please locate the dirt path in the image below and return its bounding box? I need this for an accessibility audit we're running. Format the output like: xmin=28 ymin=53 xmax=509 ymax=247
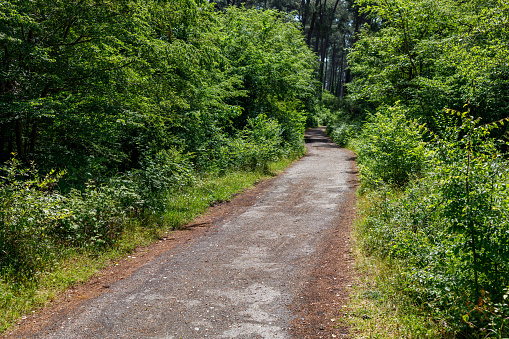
xmin=7 ymin=127 xmax=357 ymax=339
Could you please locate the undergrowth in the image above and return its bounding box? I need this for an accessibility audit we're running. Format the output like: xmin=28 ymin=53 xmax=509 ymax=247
xmin=347 ymin=195 xmax=449 ymax=339
xmin=336 ymin=105 xmax=509 ymax=338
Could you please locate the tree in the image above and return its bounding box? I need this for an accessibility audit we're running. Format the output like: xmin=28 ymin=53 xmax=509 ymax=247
xmin=219 ymin=7 xmax=317 ymax=149
xmin=0 ymin=0 xmax=236 ymax=181
xmin=347 ymin=0 xmax=509 ymax=126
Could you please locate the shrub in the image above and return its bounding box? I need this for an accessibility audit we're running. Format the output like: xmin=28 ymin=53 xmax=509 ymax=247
xmin=51 ymin=186 xmax=127 ymax=248
xmin=309 ymin=91 xmax=341 ymax=127
xmin=1 ymin=158 xmax=129 ymax=280
xmin=215 ymin=114 xmax=283 ymax=172
xmin=0 ymin=159 xmax=66 ymax=279
xmin=327 ymin=121 xmax=361 ymax=147
xmin=355 ymin=104 xmax=425 ymax=188
xmin=132 ymin=149 xmax=196 ymax=213
xmin=357 ymin=110 xmax=509 ymax=336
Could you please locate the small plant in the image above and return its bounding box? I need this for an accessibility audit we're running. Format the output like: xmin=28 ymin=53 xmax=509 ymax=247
xmin=0 ymin=158 xmax=66 ymax=280
xmin=214 ymin=114 xmax=283 ymax=173
xmin=132 ymin=148 xmax=196 ymax=213
xmin=327 ymin=121 xmax=361 ymax=147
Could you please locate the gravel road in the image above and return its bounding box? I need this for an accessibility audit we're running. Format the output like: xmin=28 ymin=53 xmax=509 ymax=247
xmin=13 ymin=127 xmax=357 ymax=339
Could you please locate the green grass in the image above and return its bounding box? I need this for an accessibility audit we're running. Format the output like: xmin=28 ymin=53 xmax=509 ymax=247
xmin=164 ymin=171 xmax=266 ymax=228
xmin=346 ymin=196 xmax=447 ymax=339
xmin=0 ymin=222 xmax=158 ymax=333
xmin=0 ymin=156 xmax=298 ymax=334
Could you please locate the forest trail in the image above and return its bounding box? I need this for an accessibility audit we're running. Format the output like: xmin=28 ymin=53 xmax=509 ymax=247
xmin=8 ymin=127 xmax=357 ymax=339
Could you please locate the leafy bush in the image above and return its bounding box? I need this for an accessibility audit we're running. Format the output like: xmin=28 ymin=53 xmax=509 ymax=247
xmin=215 ymin=114 xmax=283 ymax=173
xmin=354 ymin=104 xmax=425 ymax=188
xmin=132 ymin=149 xmax=196 ymax=213
xmin=0 ymin=159 xmax=66 ymax=279
xmin=309 ymin=91 xmax=340 ymax=127
xmin=327 ymin=121 xmax=361 ymax=147
xmin=51 ymin=186 xmax=127 ymax=248
xmin=219 ymin=7 xmax=316 ymax=151
xmin=357 ymin=111 xmax=509 ymax=336
xmin=0 ymin=148 xmax=198 ymax=281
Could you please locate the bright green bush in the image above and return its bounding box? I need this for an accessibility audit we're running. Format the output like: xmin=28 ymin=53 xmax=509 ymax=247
xmin=354 ymin=104 xmax=425 ymax=188
xmin=357 ymin=111 xmax=509 ymax=336
xmin=308 ymin=91 xmax=340 ymax=127
xmin=219 ymin=7 xmax=316 ymax=152
xmin=0 ymin=159 xmax=66 ymax=279
xmin=132 ymin=149 xmax=196 ymax=213
xmin=0 ymin=149 xmax=195 ymax=280
xmin=327 ymin=121 xmax=361 ymax=147
xmin=0 ymin=158 xmax=134 ymax=280
xmin=215 ymin=114 xmax=283 ymax=172
xmin=52 ymin=187 xmax=127 ymax=248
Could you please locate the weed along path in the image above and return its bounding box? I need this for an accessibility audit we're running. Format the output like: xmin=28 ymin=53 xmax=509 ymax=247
xmin=8 ymin=127 xmax=357 ymax=339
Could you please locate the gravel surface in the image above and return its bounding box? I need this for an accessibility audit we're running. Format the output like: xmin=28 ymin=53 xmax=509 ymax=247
xmin=8 ymin=128 xmax=357 ymax=339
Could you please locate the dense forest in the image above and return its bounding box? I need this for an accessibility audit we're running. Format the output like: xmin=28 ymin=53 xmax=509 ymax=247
xmin=1 ymin=0 xmax=508 ymax=336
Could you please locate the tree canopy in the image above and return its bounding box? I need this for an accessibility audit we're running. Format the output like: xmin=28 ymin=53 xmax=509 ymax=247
xmin=347 ymin=0 xmax=509 ymax=126
xmin=0 ymin=0 xmax=317 ymax=183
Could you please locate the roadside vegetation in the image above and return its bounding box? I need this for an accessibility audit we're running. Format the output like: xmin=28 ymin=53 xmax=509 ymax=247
xmin=2 ymin=0 xmax=508 ymax=336
xmin=325 ymin=0 xmax=509 ymax=336
xmin=0 ymin=0 xmax=315 ymax=332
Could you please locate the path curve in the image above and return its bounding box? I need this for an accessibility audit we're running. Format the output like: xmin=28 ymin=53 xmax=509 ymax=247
xmin=11 ymin=127 xmax=357 ymax=339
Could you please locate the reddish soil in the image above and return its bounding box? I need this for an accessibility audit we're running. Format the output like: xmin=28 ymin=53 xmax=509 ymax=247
xmin=290 ymin=177 xmax=357 ymax=338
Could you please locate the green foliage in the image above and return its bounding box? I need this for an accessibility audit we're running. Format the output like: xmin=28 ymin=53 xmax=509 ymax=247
xmin=347 ymin=0 xmax=509 ymax=335
xmin=354 ymin=104 xmax=425 ymax=188
xmin=356 ymin=111 xmax=509 ymax=336
xmin=131 ymin=148 xmax=196 ymax=213
xmin=0 ymin=158 xmax=129 ymax=280
xmin=0 ymin=0 xmax=317 ymax=332
xmin=215 ymin=114 xmax=284 ymax=172
xmin=308 ymin=91 xmax=341 ymax=127
xmin=53 ymin=187 xmax=126 ymax=248
xmin=326 ymin=120 xmax=362 ymax=147
xmin=219 ymin=7 xmax=316 ymax=151
xmin=0 ymin=158 xmax=66 ymax=279
xmin=0 ymin=0 xmax=314 ymax=178
xmin=348 ymin=0 xmax=509 ymax=128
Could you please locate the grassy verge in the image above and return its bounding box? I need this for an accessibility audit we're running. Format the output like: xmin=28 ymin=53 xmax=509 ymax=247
xmin=0 ymin=156 xmax=298 ymax=334
xmin=347 ymin=196 xmax=446 ymax=339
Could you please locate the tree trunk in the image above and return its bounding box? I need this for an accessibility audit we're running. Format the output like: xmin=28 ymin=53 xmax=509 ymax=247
xmin=339 ymin=48 xmax=345 ymax=97
xmin=306 ymin=0 xmax=321 ymax=46
xmin=7 ymin=125 xmax=13 ymax=156
xmin=29 ymin=118 xmax=39 ymax=156
xmin=0 ymin=130 xmax=4 ymax=162
xmin=330 ymin=41 xmax=337 ymax=93
xmin=15 ymin=120 xmax=24 ymax=160
xmin=319 ymin=33 xmax=330 ymax=88
xmin=301 ymin=0 xmax=311 ymax=30
xmin=324 ymin=49 xmax=328 ymax=90
xmin=313 ymin=0 xmax=324 ymax=53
